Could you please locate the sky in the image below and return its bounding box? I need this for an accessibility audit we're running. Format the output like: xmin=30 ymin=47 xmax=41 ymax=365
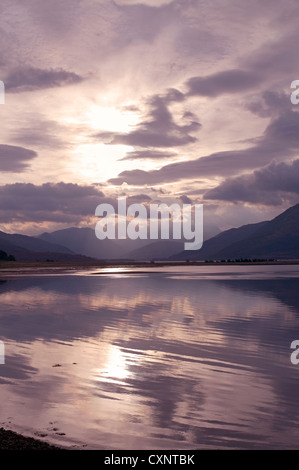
xmin=0 ymin=0 xmax=299 ymax=236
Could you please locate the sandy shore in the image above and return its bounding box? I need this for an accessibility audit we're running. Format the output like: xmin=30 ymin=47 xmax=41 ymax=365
xmin=0 ymin=427 xmax=63 ymax=450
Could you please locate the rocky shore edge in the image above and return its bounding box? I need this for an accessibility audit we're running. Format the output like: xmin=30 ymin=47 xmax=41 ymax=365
xmin=0 ymin=427 xmax=63 ymax=450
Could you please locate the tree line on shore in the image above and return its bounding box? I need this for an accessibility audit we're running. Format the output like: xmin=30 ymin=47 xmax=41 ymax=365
xmin=0 ymin=250 xmax=15 ymax=261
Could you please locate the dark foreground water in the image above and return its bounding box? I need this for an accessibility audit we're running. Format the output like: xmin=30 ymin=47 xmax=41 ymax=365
xmin=0 ymin=265 xmax=299 ymax=449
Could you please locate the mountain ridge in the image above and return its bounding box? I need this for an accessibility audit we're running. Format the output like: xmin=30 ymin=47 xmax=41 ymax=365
xmin=170 ymin=203 xmax=299 ymax=261
xmin=2 ymin=203 xmax=299 ymax=262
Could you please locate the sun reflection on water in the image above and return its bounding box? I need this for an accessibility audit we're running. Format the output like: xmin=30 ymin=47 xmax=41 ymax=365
xmin=95 ymin=345 xmax=131 ymax=384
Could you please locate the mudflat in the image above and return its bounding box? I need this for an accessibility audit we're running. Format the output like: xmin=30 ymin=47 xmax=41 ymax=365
xmin=0 ymin=427 xmax=63 ymax=450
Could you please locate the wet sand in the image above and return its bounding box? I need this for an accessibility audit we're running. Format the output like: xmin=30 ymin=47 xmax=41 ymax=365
xmin=0 ymin=427 xmax=63 ymax=450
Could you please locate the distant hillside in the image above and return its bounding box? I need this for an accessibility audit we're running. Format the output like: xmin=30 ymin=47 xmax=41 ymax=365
xmin=215 ymin=203 xmax=299 ymax=260
xmin=39 ymin=227 xmax=177 ymax=260
xmin=39 ymin=227 xmax=137 ymax=260
xmin=127 ymin=240 xmax=184 ymax=260
xmin=170 ymin=220 xmax=268 ymax=261
xmin=4 ymin=202 xmax=299 ymax=262
xmin=0 ymin=230 xmax=95 ymax=262
xmin=170 ymin=203 xmax=299 ymax=261
xmin=0 ymin=230 xmax=72 ymax=254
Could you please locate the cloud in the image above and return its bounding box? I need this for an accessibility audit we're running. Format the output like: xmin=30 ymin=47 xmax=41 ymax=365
xmin=107 ymin=146 xmax=273 ymax=186
xmin=109 ymin=1 xmax=184 ymax=48
xmin=205 ymin=159 xmax=299 ymax=206
xmin=96 ymin=92 xmax=200 ymax=148
xmin=114 ymin=0 xmax=174 ymax=6
xmin=5 ymin=66 xmax=84 ymax=93
xmin=186 ymin=69 xmax=262 ymax=97
xmin=163 ymin=88 xmax=185 ymax=103
xmin=264 ymin=110 xmax=299 ymax=147
xmin=9 ymin=116 xmax=70 ymax=149
xmin=109 ymin=103 xmax=299 ymax=186
xmin=241 ymin=30 xmax=299 ymax=80
xmin=179 ymin=194 xmax=192 ymax=204
xmin=0 ymin=182 xmax=106 ymax=223
xmin=121 ymin=149 xmax=177 ymax=160
xmin=126 ymin=193 xmax=152 ymax=203
xmin=246 ymin=91 xmax=292 ymax=118
xmin=0 ymin=183 xmax=163 ymax=232
xmin=0 ymin=144 xmax=37 ymax=172
xmin=1 ymin=0 xmax=299 ymax=232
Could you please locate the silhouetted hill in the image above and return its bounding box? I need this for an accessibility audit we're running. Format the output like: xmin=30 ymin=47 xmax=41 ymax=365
xmin=4 ymin=203 xmax=299 ymax=262
xmin=39 ymin=227 xmax=132 ymax=260
xmin=170 ymin=203 xmax=299 ymax=261
xmin=127 ymin=240 xmax=184 ymax=260
xmin=0 ymin=230 xmax=72 ymax=254
xmin=170 ymin=220 xmax=268 ymax=261
xmin=216 ymin=203 xmax=299 ymax=260
xmin=39 ymin=227 xmax=168 ymax=260
xmin=0 ymin=230 xmax=95 ymax=262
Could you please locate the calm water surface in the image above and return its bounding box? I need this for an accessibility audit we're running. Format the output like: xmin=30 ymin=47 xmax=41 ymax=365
xmin=0 ymin=265 xmax=299 ymax=449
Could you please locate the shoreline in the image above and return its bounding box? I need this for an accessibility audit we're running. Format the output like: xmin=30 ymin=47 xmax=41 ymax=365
xmin=0 ymin=427 xmax=63 ymax=450
xmin=1 ymin=259 xmax=299 ymax=270
xmin=0 ymin=260 xmax=298 ymax=280
xmin=0 ymin=260 xmax=298 ymax=278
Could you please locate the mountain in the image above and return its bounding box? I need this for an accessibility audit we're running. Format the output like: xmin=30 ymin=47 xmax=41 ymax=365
xmin=0 ymin=230 xmax=72 ymax=254
xmin=4 ymin=202 xmax=299 ymax=262
xmin=38 ymin=227 xmax=151 ymax=260
xmin=169 ymin=220 xmax=268 ymax=261
xmin=39 ymin=227 xmax=118 ymax=259
xmin=170 ymin=203 xmax=299 ymax=261
xmin=38 ymin=227 xmax=182 ymax=260
xmin=0 ymin=230 xmax=95 ymax=262
xmin=216 ymin=203 xmax=299 ymax=260
xmin=127 ymin=240 xmax=184 ymax=260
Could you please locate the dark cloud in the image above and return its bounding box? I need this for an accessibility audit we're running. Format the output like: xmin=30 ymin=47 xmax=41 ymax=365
xmin=107 ymin=146 xmax=274 ymax=186
xmin=265 ymin=110 xmax=299 ymax=147
xmin=96 ymin=93 xmax=200 ymax=148
xmin=109 ymin=104 xmax=299 ymax=186
xmin=246 ymin=91 xmax=292 ymax=118
xmin=5 ymin=66 xmax=84 ymax=93
xmin=0 ymin=144 xmax=37 ymax=172
xmin=205 ymin=159 xmax=299 ymax=206
xmin=186 ymin=69 xmax=262 ymax=97
xmin=121 ymin=149 xmax=177 ymax=161
xmin=179 ymin=194 xmax=192 ymax=204
xmin=0 ymin=183 xmax=106 ymax=223
xmin=0 ymin=182 xmax=159 ymax=226
xmin=126 ymin=194 xmax=152 ymax=203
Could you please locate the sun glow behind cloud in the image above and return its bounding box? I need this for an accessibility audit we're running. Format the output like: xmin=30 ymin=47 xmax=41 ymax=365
xmin=63 ymin=103 xmax=146 ymax=182
xmin=84 ymin=103 xmax=140 ymax=132
xmin=70 ymin=143 xmax=133 ymax=183
xmin=1 ymin=0 xmax=299 ymax=232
